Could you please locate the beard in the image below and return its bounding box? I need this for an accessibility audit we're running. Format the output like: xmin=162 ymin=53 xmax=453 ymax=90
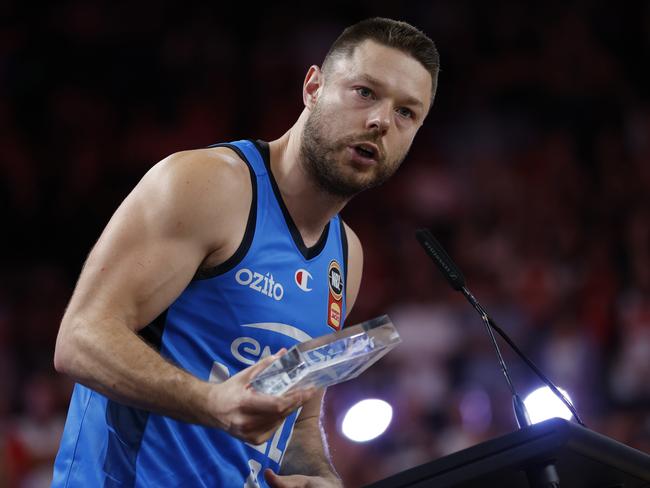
xmin=300 ymin=101 xmax=408 ymax=198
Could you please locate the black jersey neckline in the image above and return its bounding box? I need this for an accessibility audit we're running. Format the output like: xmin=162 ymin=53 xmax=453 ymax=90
xmin=252 ymin=139 xmax=330 ymax=261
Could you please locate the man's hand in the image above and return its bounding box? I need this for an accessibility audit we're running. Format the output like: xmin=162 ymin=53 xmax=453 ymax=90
xmin=207 ymin=351 xmax=316 ymax=444
xmin=264 ymin=469 xmax=342 ymax=488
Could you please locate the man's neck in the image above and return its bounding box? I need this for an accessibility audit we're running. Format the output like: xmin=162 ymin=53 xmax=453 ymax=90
xmin=268 ymin=112 xmax=349 ymax=247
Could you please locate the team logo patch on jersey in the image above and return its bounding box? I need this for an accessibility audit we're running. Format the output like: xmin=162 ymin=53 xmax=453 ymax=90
xmin=328 ymin=260 xmax=343 ymax=300
xmin=294 ymin=269 xmax=313 ymax=292
xmin=327 ymin=260 xmax=343 ymax=330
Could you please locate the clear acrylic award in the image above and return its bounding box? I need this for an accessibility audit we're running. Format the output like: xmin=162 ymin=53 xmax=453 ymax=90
xmin=250 ymin=315 xmax=401 ymax=396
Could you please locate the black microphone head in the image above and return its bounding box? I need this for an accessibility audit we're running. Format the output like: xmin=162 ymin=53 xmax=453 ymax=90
xmin=415 ymin=229 xmax=466 ymax=291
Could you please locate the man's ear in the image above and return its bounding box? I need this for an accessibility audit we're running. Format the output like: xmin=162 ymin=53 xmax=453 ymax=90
xmin=302 ymin=65 xmax=323 ymax=109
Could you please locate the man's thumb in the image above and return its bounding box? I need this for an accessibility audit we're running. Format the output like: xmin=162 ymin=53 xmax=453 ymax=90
xmin=263 ymin=468 xmax=283 ymax=487
xmin=243 ymin=348 xmax=287 ymax=383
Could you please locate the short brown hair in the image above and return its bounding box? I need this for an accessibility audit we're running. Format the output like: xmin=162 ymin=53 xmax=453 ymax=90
xmin=322 ymin=17 xmax=440 ymax=104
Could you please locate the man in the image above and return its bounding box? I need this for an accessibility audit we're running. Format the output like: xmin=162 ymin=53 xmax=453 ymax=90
xmin=53 ymin=17 xmax=439 ymax=487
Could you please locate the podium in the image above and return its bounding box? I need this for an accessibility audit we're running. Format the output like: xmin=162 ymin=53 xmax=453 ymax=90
xmin=366 ymin=418 xmax=650 ymax=487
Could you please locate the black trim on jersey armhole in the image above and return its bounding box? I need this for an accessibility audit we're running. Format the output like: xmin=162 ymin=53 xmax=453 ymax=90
xmin=138 ymin=309 xmax=168 ymax=350
xmin=103 ymin=310 xmax=168 ymax=483
xmin=340 ymin=218 xmax=350 ymax=328
xmin=252 ymin=139 xmax=330 ymax=260
xmin=193 ymin=143 xmax=258 ymax=280
xmin=340 ymin=218 xmax=349 ymax=291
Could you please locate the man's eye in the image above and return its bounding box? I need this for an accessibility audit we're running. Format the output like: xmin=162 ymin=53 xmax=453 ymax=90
xmin=397 ymin=107 xmax=413 ymax=118
xmin=356 ymin=87 xmax=373 ymax=99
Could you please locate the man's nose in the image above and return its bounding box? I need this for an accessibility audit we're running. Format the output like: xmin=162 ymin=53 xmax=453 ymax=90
xmin=365 ymin=102 xmax=391 ymax=135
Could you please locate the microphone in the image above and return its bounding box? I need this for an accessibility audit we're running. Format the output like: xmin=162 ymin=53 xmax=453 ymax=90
xmin=415 ymin=228 xmax=585 ymax=428
xmin=415 ymin=229 xmax=465 ymax=291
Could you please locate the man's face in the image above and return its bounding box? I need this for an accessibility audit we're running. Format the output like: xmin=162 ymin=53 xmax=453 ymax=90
xmin=301 ymin=39 xmax=433 ymax=198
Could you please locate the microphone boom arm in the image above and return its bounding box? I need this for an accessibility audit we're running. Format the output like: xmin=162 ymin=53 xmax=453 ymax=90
xmin=416 ymin=228 xmax=586 ymax=428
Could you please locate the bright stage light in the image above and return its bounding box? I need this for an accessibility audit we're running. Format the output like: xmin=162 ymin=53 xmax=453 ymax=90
xmin=524 ymin=386 xmax=574 ymax=424
xmin=341 ymin=399 xmax=393 ymax=442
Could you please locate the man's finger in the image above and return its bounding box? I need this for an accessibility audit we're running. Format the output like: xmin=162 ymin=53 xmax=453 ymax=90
xmin=264 ymin=469 xmax=296 ymax=488
xmin=264 ymin=469 xmax=317 ymax=488
xmin=291 ymin=386 xmax=317 ymax=403
xmin=271 ymin=386 xmax=317 ymax=414
xmin=240 ymin=388 xmax=304 ymax=416
xmin=278 ymin=387 xmax=315 ymax=411
xmin=264 ymin=469 xmax=282 ymax=488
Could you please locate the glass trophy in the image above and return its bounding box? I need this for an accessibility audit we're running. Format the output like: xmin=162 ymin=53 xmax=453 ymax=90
xmin=250 ymin=315 xmax=401 ymax=396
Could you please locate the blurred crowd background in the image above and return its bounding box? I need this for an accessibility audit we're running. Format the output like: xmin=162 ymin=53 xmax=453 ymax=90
xmin=1 ymin=1 xmax=649 ymax=486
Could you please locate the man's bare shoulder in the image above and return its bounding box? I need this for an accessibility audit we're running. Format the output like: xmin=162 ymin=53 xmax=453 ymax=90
xmin=152 ymin=146 xmax=250 ymax=195
xmin=127 ymin=146 xmax=253 ymax=254
xmin=342 ymin=222 xmax=362 ymax=251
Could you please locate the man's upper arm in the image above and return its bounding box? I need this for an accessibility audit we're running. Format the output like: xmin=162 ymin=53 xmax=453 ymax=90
xmin=61 ymin=148 xmax=252 ymax=333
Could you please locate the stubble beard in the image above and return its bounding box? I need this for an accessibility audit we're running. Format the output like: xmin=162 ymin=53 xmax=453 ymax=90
xmin=300 ymin=102 xmax=407 ymax=199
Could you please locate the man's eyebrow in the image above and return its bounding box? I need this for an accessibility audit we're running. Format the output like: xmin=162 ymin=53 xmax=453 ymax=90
xmin=357 ymin=73 xmax=425 ymax=110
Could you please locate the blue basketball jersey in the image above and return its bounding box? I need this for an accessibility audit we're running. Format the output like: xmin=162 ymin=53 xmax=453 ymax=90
xmin=53 ymin=140 xmax=348 ymax=487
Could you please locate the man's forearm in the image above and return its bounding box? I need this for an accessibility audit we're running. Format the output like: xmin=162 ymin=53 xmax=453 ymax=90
xmin=281 ymin=416 xmax=342 ymax=485
xmin=55 ymin=314 xmax=313 ymax=446
xmin=54 ymin=314 xmax=212 ymax=426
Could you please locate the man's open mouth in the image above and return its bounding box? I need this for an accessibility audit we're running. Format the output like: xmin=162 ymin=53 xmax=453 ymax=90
xmin=353 ymin=143 xmax=377 ymax=159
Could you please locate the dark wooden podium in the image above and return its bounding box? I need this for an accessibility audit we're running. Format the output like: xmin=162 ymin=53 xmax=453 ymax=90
xmin=366 ymin=418 xmax=650 ymax=487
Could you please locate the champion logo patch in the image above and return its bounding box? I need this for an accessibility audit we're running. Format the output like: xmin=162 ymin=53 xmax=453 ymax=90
xmin=294 ymin=269 xmax=313 ymax=292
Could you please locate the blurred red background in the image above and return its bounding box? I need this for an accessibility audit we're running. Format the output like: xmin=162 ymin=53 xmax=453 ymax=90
xmin=1 ymin=1 xmax=649 ymax=486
